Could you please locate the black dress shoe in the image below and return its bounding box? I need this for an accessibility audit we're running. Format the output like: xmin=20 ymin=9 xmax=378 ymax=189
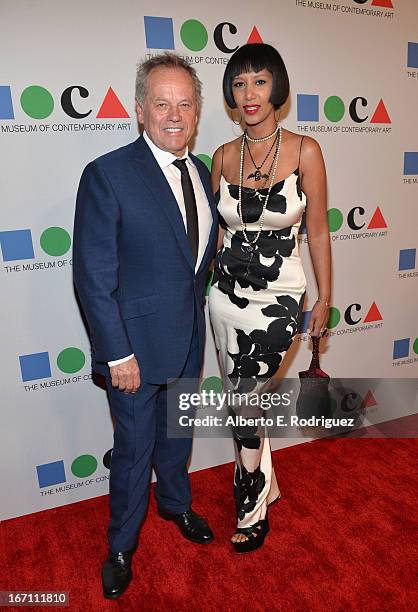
xmin=102 ymin=550 xmax=133 ymax=599
xmin=158 ymin=508 xmax=214 ymax=544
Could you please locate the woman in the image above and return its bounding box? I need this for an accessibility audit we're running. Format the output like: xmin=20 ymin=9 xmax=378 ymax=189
xmin=208 ymin=43 xmax=331 ymax=553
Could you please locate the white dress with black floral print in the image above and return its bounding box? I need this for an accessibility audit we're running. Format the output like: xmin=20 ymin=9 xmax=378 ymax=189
xmin=209 ymin=169 xmax=307 ymax=529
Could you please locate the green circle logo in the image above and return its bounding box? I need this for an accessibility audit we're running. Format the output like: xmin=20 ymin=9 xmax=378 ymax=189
xmin=413 ymin=338 xmax=418 ymax=355
xmin=327 ymin=307 xmax=340 ymax=329
xmin=324 ymin=96 xmax=345 ymax=122
xmin=20 ymin=86 xmax=54 ymax=119
xmin=201 ymin=376 xmax=223 ymax=394
xmin=57 ymin=347 xmax=85 ymax=373
xmin=40 ymin=227 xmax=71 ymax=256
xmin=71 ymin=454 xmax=98 ymax=478
xmin=196 ymin=154 xmax=212 ymax=171
xmin=180 ymin=20 xmax=208 ymax=51
xmin=328 ymin=208 xmax=344 ymax=232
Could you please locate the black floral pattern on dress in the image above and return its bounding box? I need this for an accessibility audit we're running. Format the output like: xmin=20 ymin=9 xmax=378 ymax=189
xmin=233 ymin=432 xmax=261 ymax=452
xmin=227 ymin=181 xmax=289 ymax=221
xmin=227 ymin=295 xmax=300 ymax=391
xmin=212 ymin=185 xmax=296 ymax=309
xmin=234 ymin=464 xmax=266 ymax=521
xmin=295 ymin=171 xmax=303 ymax=200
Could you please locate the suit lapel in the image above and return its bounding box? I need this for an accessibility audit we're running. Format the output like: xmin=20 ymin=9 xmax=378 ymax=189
xmin=130 ymin=137 xmax=217 ymax=274
xmin=191 ymin=153 xmax=217 ymax=276
xmin=130 ymin=136 xmax=194 ymax=269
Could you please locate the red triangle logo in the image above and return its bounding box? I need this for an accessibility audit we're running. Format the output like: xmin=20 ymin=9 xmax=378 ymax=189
xmin=367 ymin=206 xmax=387 ymax=229
xmin=370 ymin=99 xmax=391 ymax=124
xmin=371 ymin=0 xmax=393 ymax=8
xmin=362 ymin=390 xmax=377 ymax=409
xmin=96 ymin=87 xmax=130 ymax=119
xmin=247 ymin=26 xmax=263 ymax=44
xmin=364 ymin=301 xmax=382 ymax=323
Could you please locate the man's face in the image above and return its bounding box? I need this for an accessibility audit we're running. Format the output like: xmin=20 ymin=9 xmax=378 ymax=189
xmin=136 ymin=67 xmax=198 ymax=157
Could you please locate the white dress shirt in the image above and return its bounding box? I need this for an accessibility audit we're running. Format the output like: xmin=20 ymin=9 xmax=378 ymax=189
xmin=109 ymin=131 xmax=212 ymax=367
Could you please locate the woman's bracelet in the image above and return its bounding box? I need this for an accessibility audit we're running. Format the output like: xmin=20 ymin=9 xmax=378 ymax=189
xmin=316 ymin=298 xmax=330 ymax=307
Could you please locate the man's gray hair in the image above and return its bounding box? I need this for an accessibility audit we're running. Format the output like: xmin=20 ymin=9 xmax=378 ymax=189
xmin=135 ymin=53 xmax=202 ymax=108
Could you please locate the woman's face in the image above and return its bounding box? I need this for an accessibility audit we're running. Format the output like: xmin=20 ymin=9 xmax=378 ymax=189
xmin=232 ymin=69 xmax=275 ymax=126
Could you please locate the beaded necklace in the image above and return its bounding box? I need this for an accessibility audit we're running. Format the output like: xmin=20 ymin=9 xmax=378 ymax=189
xmin=238 ymin=126 xmax=282 ymax=250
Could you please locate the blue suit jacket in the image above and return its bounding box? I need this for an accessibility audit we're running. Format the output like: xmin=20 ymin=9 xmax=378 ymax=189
xmin=73 ymin=136 xmax=218 ymax=384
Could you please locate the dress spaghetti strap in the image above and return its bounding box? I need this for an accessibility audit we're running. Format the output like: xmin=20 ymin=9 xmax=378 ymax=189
xmin=221 ymin=144 xmax=224 ymax=176
xmin=298 ymin=136 xmax=305 ymax=170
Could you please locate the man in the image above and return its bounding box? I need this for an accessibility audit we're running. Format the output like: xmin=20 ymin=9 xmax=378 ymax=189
xmin=73 ymin=53 xmax=218 ymax=599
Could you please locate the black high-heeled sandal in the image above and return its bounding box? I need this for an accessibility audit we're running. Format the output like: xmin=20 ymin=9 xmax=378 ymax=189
xmin=231 ymin=514 xmax=270 ymax=554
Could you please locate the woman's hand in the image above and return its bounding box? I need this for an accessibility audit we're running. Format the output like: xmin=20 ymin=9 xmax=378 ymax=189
xmin=307 ymin=300 xmax=329 ymax=337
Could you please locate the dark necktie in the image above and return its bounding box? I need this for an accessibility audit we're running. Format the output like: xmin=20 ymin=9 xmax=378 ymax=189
xmin=172 ymin=158 xmax=199 ymax=264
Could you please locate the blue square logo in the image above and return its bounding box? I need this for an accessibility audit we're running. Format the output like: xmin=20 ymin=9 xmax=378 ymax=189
xmin=36 ymin=461 xmax=66 ymax=488
xmin=393 ymin=338 xmax=410 ymax=360
xmin=0 ymin=86 xmax=14 ymax=119
xmin=0 ymin=229 xmax=34 ymax=262
xmin=297 ymin=94 xmax=319 ymax=122
xmin=19 ymin=352 xmax=52 ymax=382
xmin=399 ymin=248 xmax=416 ymax=271
xmin=144 ymin=16 xmax=175 ymax=50
xmin=404 ymin=152 xmax=418 ymax=175
xmin=407 ymin=42 xmax=418 ymax=68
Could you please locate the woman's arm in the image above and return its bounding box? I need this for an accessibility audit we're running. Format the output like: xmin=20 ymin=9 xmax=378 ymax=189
xmin=211 ymin=145 xmax=226 ymax=251
xmin=300 ymin=137 xmax=332 ymax=337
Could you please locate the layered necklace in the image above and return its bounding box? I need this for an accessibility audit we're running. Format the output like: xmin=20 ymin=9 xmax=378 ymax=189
xmin=245 ymin=121 xmax=280 ymax=182
xmin=245 ymin=135 xmax=278 ymax=182
xmin=238 ymin=124 xmax=282 ymax=251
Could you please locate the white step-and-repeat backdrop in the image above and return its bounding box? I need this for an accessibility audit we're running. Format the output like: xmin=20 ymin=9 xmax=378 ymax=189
xmin=1 ymin=0 xmax=417 ymax=520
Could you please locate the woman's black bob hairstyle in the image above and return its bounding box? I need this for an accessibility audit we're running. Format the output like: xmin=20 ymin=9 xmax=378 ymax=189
xmin=223 ymin=43 xmax=289 ymax=111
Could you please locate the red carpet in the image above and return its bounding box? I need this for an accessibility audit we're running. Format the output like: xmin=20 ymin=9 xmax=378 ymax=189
xmin=1 ymin=438 xmax=417 ymax=611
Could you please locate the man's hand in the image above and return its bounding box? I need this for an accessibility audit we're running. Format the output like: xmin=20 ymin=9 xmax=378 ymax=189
xmin=110 ymin=356 xmax=141 ymax=393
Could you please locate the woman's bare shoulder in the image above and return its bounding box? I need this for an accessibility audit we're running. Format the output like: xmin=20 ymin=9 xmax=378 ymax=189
xmin=212 ymin=137 xmax=241 ymax=173
xmin=214 ymin=136 xmax=241 ymax=155
xmin=282 ymin=128 xmax=322 ymax=154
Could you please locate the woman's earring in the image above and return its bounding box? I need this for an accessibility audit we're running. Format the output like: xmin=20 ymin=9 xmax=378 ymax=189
xmin=232 ymin=112 xmax=242 ymax=125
